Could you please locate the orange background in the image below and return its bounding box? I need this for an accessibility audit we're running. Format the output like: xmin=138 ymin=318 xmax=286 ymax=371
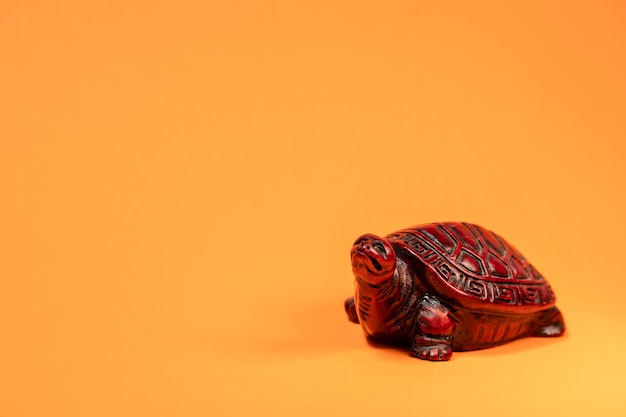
xmin=1 ymin=1 xmax=626 ymax=416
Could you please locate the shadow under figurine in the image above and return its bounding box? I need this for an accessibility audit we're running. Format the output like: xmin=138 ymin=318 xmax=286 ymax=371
xmin=345 ymin=222 xmax=565 ymax=361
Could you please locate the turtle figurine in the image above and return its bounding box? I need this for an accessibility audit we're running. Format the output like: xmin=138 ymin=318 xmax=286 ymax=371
xmin=345 ymin=222 xmax=565 ymax=361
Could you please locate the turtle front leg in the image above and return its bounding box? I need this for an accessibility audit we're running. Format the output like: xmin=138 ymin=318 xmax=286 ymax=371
xmin=410 ymin=295 xmax=455 ymax=361
xmin=344 ymin=297 xmax=359 ymax=323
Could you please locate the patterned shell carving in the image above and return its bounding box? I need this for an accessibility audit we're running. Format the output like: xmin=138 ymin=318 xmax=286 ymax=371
xmin=388 ymin=222 xmax=556 ymax=313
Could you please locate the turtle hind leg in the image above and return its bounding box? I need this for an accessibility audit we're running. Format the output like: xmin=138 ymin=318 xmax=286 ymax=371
xmin=345 ymin=297 xmax=359 ymax=323
xmin=533 ymin=306 xmax=565 ymax=337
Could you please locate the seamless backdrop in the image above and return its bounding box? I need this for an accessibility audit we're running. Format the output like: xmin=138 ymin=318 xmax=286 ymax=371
xmin=1 ymin=1 xmax=626 ymax=416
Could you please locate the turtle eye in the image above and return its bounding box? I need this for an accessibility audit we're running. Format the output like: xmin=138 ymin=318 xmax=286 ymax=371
xmin=372 ymin=242 xmax=387 ymax=258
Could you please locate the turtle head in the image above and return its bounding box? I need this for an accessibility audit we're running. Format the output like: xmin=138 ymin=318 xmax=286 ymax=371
xmin=351 ymin=234 xmax=397 ymax=285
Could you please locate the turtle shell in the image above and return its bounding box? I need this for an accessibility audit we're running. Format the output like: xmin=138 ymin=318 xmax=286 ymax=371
xmin=388 ymin=222 xmax=556 ymax=314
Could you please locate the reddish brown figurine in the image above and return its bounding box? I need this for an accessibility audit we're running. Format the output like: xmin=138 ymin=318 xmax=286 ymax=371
xmin=345 ymin=222 xmax=565 ymax=361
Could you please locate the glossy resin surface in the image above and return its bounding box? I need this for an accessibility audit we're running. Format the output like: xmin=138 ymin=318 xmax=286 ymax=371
xmin=345 ymin=222 xmax=565 ymax=361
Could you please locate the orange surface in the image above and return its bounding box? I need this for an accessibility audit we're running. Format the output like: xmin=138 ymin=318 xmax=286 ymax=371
xmin=1 ymin=1 xmax=626 ymax=416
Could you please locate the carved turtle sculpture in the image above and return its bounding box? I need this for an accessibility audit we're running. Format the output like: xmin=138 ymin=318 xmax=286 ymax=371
xmin=345 ymin=222 xmax=565 ymax=361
